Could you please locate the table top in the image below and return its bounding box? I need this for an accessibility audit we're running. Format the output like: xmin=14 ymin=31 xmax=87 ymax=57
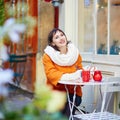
xmin=58 ymin=77 xmax=120 ymax=86
xmin=73 ymin=111 xmax=120 ymax=120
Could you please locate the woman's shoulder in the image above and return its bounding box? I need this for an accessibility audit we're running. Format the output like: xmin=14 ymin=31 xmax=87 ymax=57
xmin=42 ymin=53 xmax=49 ymax=59
xmin=42 ymin=53 xmax=51 ymax=62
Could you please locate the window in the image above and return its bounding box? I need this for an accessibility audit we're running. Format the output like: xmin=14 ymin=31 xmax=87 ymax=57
xmin=78 ymin=0 xmax=120 ymax=55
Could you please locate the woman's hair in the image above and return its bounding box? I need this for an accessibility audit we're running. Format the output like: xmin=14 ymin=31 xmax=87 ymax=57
xmin=48 ymin=28 xmax=70 ymax=51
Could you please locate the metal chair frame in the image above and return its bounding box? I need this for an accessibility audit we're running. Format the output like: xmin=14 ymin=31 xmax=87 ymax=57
xmin=9 ymin=54 xmax=27 ymax=87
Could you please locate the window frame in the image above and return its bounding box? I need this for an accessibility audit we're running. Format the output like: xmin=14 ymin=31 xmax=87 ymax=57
xmin=79 ymin=0 xmax=120 ymax=67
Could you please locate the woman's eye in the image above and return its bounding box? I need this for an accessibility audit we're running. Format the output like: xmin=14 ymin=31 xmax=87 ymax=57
xmin=60 ymin=33 xmax=64 ymax=36
xmin=55 ymin=36 xmax=59 ymax=39
xmin=54 ymin=35 xmax=59 ymax=39
xmin=54 ymin=33 xmax=64 ymax=39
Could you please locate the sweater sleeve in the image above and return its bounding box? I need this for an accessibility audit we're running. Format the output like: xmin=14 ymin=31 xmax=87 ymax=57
xmin=42 ymin=54 xmax=64 ymax=86
xmin=60 ymin=70 xmax=82 ymax=81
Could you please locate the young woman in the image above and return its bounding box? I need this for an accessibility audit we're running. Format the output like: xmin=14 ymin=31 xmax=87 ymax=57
xmin=42 ymin=28 xmax=83 ymax=117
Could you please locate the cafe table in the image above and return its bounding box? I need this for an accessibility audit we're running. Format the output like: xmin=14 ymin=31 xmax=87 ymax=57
xmin=58 ymin=77 xmax=120 ymax=120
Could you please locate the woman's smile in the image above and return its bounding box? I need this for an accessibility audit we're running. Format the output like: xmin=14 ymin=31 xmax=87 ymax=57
xmin=59 ymin=39 xmax=66 ymax=44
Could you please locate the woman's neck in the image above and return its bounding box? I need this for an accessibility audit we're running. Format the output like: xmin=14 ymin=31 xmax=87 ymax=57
xmin=60 ymin=46 xmax=68 ymax=54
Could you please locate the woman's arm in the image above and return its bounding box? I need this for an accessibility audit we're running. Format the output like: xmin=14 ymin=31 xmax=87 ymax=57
xmin=60 ymin=70 xmax=82 ymax=81
xmin=42 ymin=54 xmax=64 ymax=86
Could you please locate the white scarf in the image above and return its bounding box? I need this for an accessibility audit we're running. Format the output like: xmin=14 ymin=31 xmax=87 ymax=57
xmin=44 ymin=43 xmax=79 ymax=66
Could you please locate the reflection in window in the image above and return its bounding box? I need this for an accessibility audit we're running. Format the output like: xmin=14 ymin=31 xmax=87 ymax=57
xmin=78 ymin=0 xmax=120 ymax=55
xmin=84 ymin=0 xmax=90 ymax=7
xmin=78 ymin=0 xmax=94 ymax=53
xmin=97 ymin=0 xmax=120 ymax=55
xmin=97 ymin=2 xmax=107 ymax=55
xmin=110 ymin=40 xmax=120 ymax=55
xmin=97 ymin=43 xmax=107 ymax=54
xmin=110 ymin=2 xmax=120 ymax=55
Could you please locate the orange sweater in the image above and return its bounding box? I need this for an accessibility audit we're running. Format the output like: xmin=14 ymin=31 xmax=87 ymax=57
xmin=42 ymin=53 xmax=83 ymax=97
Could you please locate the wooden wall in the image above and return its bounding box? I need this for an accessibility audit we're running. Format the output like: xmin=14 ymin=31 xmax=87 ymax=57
xmin=38 ymin=0 xmax=54 ymax=55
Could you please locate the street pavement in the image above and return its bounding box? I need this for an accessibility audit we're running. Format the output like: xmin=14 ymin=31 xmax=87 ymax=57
xmin=5 ymin=83 xmax=34 ymax=111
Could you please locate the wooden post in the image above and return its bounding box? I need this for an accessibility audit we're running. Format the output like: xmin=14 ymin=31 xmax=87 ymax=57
xmin=54 ymin=7 xmax=59 ymax=28
xmin=27 ymin=0 xmax=38 ymax=91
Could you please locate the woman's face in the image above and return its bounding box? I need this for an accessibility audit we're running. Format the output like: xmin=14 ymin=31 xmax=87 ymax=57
xmin=52 ymin=30 xmax=67 ymax=49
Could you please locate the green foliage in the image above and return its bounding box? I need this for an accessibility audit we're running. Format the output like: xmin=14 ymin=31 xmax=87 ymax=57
xmin=3 ymin=103 xmax=68 ymax=120
xmin=4 ymin=111 xmax=21 ymax=120
xmin=33 ymin=85 xmax=52 ymax=109
xmin=0 ymin=0 xmax=5 ymax=25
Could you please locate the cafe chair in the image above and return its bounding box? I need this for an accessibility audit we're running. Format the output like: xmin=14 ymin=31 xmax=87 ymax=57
xmin=9 ymin=54 xmax=27 ymax=87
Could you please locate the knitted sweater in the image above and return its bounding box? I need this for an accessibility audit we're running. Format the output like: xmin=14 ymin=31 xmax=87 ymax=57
xmin=42 ymin=43 xmax=83 ymax=96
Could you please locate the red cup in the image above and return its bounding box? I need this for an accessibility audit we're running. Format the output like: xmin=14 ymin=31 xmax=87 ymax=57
xmin=93 ymin=70 xmax=102 ymax=82
xmin=81 ymin=70 xmax=90 ymax=82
